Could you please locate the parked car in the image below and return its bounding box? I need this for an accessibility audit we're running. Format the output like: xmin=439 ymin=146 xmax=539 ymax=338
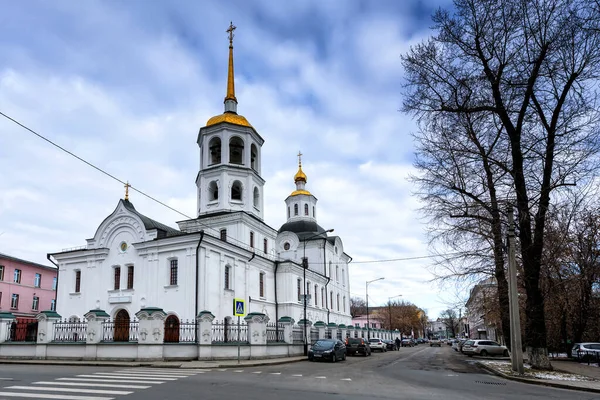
xmin=308 ymin=339 xmax=347 ymax=362
xmin=346 ymin=338 xmax=372 ymax=356
xmin=461 ymin=340 xmax=509 ymax=357
xmin=401 ymin=339 xmax=415 ymax=347
xmin=384 ymin=339 xmax=398 ymax=351
xmin=430 ymin=338 xmax=441 ymax=347
xmin=455 ymin=339 xmax=468 ymax=352
xmin=571 ymin=343 xmax=600 ymax=362
xmin=368 ymin=338 xmax=387 ymax=352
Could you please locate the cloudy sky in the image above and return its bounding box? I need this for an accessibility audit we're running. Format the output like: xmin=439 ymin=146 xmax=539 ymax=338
xmin=0 ymin=0 xmax=461 ymax=318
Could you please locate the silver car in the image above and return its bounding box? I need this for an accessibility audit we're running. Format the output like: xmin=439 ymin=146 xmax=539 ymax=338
xmin=368 ymin=338 xmax=387 ymax=352
xmin=461 ymin=340 xmax=509 ymax=357
xmin=572 ymin=343 xmax=600 ymax=361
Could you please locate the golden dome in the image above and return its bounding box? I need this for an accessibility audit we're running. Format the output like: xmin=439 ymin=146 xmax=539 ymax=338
xmin=206 ymin=112 xmax=252 ymax=128
xmin=294 ymin=165 xmax=307 ymax=183
xmin=290 ymin=189 xmax=311 ymax=196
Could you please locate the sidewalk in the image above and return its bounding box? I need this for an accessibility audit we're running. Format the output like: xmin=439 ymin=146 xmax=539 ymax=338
xmin=477 ymin=359 xmax=600 ymax=394
xmin=0 ymin=356 xmax=306 ymax=369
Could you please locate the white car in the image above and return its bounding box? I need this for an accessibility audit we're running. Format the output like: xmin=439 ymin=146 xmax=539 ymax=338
xmin=368 ymin=338 xmax=387 ymax=352
xmin=461 ymin=340 xmax=509 ymax=357
xmin=572 ymin=343 xmax=600 ymax=361
xmin=430 ymin=338 xmax=441 ymax=347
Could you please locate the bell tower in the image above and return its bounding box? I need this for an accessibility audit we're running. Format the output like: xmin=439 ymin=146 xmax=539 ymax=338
xmin=195 ymin=22 xmax=265 ymax=220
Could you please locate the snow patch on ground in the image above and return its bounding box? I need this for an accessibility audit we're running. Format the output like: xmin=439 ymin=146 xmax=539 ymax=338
xmin=480 ymin=360 xmax=597 ymax=382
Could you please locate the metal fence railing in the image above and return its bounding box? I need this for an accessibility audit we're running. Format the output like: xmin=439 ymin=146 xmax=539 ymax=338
xmin=266 ymin=322 xmax=284 ymax=343
xmin=310 ymin=327 xmax=319 ymax=342
xmin=101 ymin=320 xmax=139 ymax=342
xmin=211 ymin=320 xmax=248 ymax=343
xmin=53 ymin=319 xmax=87 ymax=342
xmin=574 ymin=350 xmax=600 ymax=366
xmin=292 ymin=326 xmax=304 ymax=344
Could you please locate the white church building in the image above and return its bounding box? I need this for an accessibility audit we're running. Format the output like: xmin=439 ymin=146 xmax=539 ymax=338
xmin=49 ymin=25 xmax=352 ymax=330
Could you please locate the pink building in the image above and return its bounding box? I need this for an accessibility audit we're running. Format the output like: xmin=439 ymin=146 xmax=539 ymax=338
xmin=0 ymin=253 xmax=57 ymax=317
xmin=352 ymin=314 xmax=383 ymax=329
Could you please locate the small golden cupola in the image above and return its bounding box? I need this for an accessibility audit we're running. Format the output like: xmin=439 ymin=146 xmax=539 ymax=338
xmin=290 ymin=151 xmax=311 ymax=196
xmin=206 ymin=22 xmax=252 ymax=128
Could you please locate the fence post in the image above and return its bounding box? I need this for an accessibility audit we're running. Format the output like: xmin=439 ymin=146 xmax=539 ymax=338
xmin=328 ymin=323 xmax=338 ymax=340
xmin=245 ymin=312 xmax=269 ymax=345
xmin=135 ymin=307 xmax=167 ymax=343
xmin=0 ymin=312 xmax=16 ymax=343
xmin=197 ymin=311 xmax=215 ymax=345
xmin=83 ymin=309 xmax=110 ymax=344
xmin=314 ymin=321 xmax=326 ymax=339
xmin=278 ymin=316 xmax=294 ymax=344
xmin=36 ymin=311 xmax=62 ymax=344
xmin=347 ymin=326 xmax=354 ymax=339
xmin=338 ymin=324 xmax=347 ymax=341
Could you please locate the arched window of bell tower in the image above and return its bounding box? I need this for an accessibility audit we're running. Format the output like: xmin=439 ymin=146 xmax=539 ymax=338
xmin=231 ymin=180 xmax=243 ymax=201
xmin=209 ymin=137 xmax=222 ymax=165
xmin=253 ymin=187 xmax=259 ymax=208
xmin=304 ymin=204 xmax=309 ymax=216
xmin=229 ymin=136 xmax=244 ymax=165
xmin=209 ymin=181 xmax=219 ymax=201
xmin=251 ymin=144 xmax=258 ymax=171
xmin=294 ymin=204 xmax=299 ymax=216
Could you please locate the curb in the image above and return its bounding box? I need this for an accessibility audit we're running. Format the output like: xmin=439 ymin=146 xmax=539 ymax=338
xmin=476 ymin=362 xmax=600 ymax=394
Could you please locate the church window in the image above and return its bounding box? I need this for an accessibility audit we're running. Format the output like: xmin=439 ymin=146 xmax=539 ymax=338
xmin=114 ymin=267 xmax=120 ymax=290
xmin=304 ymin=204 xmax=309 ymax=216
xmin=306 ymin=281 xmax=310 ymax=298
xmin=253 ymin=187 xmax=259 ymax=208
xmin=263 ymin=238 xmax=268 ymax=254
xmin=314 ymin=285 xmax=318 ymax=305
xmin=287 ymin=207 xmax=290 ymax=219
xmin=229 ymin=136 xmax=244 ymax=165
xmin=337 ymin=294 xmax=340 ymax=311
xmin=225 ymin=265 xmax=231 ymax=289
xmin=313 ymin=206 xmax=315 ymax=217
xmin=297 ymin=279 xmax=301 ymax=302
xmin=251 ymin=144 xmax=258 ymax=170
xmin=231 ymin=180 xmax=242 ymax=201
xmin=74 ymin=270 xmax=81 ymax=293
xmin=336 ymin=265 xmax=339 ymax=282
xmin=32 ymin=296 xmax=39 ymax=311
xmin=321 ymin=287 xmax=325 ymax=308
xmin=127 ymin=266 xmax=134 ymax=289
xmin=209 ymin=137 xmax=222 ymax=165
xmin=294 ymin=204 xmax=298 ymax=216
xmin=220 ymin=229 xmax=227 ymax=242
xmin=209 ymin=181 xmax=219 ymax=201
xmin=170 ymin=259 xmax=178 ymax=286
xmin=342 ymin=269 xmax=345 ymax=285
xmin=13 ymin=269 xmax=21 ymax=283
xmin=284 ymin=242 xmax=290 ymax=251
xmin=250 ymin=231 xmax=254 ymax=248
xmin=343 ymin=296 xmax=346 ymax=313
xmin=259 ymin=272 xmax=265 ymax=297
xmin=330 ymin=291 xmax=333 ymax=310
xmin=335 ymin=246 xmax=338 ymax=254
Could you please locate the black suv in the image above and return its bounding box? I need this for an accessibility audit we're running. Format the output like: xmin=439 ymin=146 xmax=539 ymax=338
xmin=345 ymin=338 xmax=372 ymax=356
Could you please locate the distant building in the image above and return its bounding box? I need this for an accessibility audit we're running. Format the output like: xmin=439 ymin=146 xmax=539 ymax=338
xmin=428 ymin=318 xmax=446 ymax=337
xmin=352 ymin=313 xmax=384 ymax=329
xmin=465 ymin=277 xmax=500 ymax=341
xmin=0 ymin=253 xmax=57 ymax=318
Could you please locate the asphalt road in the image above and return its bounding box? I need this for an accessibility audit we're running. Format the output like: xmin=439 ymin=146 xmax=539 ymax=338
xmin=0 ymin=346 xmax=597 ymax=400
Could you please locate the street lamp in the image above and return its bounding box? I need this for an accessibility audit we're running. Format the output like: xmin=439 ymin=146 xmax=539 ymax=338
xmin=366 ymin=277 xmax=385 ymax=339
xmin=388 ymin=294 xmax=402 ymax=331
xmin=302 ymin=228 xmax=334 ymax=356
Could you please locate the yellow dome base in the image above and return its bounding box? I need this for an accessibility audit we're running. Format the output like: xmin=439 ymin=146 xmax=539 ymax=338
xmin=206 ymin=112 xmax=252 ymax=128
xmin=290 ymin=189 xmax=312 ymax=196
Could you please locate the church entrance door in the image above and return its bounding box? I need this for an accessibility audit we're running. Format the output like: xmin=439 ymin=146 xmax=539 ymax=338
xmin=114 ymin=309 xmax=130 ymax=342
xmin=164 ymin=315 xmax=180 ymax=343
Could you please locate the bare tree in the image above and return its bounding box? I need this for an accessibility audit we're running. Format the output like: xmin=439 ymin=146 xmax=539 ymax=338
xmin=440 ymin=309 xmax=460 ymax=337
xmin=402 ymin=0 xmax=600 ymax=369
xmin=350 ymin=297 xmax=367 ymax=318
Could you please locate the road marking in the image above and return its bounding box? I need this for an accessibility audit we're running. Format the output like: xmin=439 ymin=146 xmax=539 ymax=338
xmin=0 ymin=392 xmax=114 ymax=399
xmin=34 ymin=382 xmax=150 ymax=389
xmin=340 ymin=378 xmax=352 ymax=381
xmin=0 ymin=378 xmax=14 ymax=381
xmin=79 ymin=374 xmax=176 ymax=381
xmin=117 ymin=369 xmax=198 ymax=375
xmin=234 ymin=370 xmax=244 ymax=373
xmin=93 ymin=373 xmax=188 ymax=379
xmin=217 ymin=369 xmax=228 ymax=371
xmin=57 ymin=378 xmax=164 ymax=384
xmin=292 ymin=374 xmax=303 ymax=377
xmin=315 ymin=376 xmax=326 ymax=379
xmin=269 ymin=372 xmax=281 ymax=375
xmin=6 ymin=386 xmax=133 ymax=395
xmin=252 ymin=371 xmax=262 ymax=374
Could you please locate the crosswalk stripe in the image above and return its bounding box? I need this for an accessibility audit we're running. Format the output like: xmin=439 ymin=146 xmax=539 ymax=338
xmin=58 ymin=378 xmax=164 ymax=384
xmin=340 ymin=378 xmax=352 ymax=381
xmin=6 ymin=386 xmax=133 ymax=395
xmin=269 ymin=372 xmax=281 ymax=375
xmin=78 ymin=374 xmax=176 ymax=381
xmin=34 ymin=382 xmax=150 ymax=389
xmin=0 ymin=392 xmax=113 ymax=400
xmin=117 ymin=369 xmax=198 ymax=375
xmin=292 ymin=374 xmax=303 ymax=377
xmin=252 ymin=371 xmax=262 ymax=374
xmin=315 ymin=376 xmax=327 ymax=379
xmin=92 ymin=372 xmax=188 ymax=378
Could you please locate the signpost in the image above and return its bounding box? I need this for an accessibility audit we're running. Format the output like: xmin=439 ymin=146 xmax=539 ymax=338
xmin=233 ymin=298 xmax=245 ymax=364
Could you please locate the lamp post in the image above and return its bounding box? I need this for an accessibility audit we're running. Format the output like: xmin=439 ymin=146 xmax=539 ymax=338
xmin=366 ymin=277 xmax=385 ymax=339
xmin=302 ymin=228 xmax=334 ymax=356
xmin=388 ymin=294 xmax=402 ymax=331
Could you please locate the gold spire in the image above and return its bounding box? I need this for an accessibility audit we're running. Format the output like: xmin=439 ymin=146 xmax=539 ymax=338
xmin=294 ymin=151 xmax=307 ymax=183
xmin=124 ymin=181 xmax=130 ymax=201
xmin=225 ymin=21 xmax=237 ymax=103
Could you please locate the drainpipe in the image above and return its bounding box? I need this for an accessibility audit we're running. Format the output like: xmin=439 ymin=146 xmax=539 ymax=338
xmin=274 ymin=261 xmax=279 ymax=341
xmin=195 ymin=230 xmax=205 ymax=343
xmin=47 ymin=254 xmax=59 ymax=311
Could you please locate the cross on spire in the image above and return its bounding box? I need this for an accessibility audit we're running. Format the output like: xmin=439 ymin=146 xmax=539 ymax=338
xmin=297 ymin=151 xmax=303 ymax=167
xmin=227 ymin=21 xmax=236 ymax=46
xmin=124 ymin=181 xmax=131 ymax=201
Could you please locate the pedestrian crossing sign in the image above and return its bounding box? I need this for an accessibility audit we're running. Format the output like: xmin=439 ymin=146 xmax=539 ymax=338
xmin=233 ymin=298 xmax=245 ymax=316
